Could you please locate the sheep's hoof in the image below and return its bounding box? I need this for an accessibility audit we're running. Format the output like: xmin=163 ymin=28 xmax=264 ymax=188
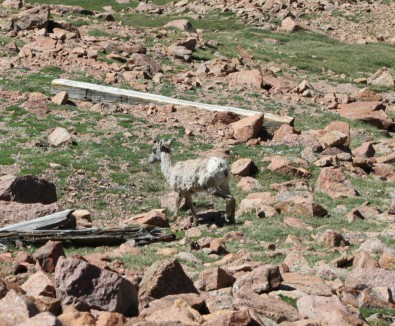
xmin=189 ymin=216 xmax=199 ymax=226
xmin=226 ymin=216 xmax=236 ymax=224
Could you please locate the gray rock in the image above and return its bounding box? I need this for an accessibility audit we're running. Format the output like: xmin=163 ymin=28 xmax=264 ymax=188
xmin=55 ymin=257 xmax=138 ymax=316
xmin=0 ymin=175 xmax=57 ymax=204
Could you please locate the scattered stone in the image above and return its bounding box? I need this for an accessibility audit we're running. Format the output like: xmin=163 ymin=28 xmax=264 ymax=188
xmin=368 ymin=68 xmax=395 ymax=88
xmin=233 ymin=264 xmax=282 ymax=296
xmin=139 ymin=258 xmax=198 ymax=299
xmin=231 ymin=158 xmax=255 ymax=176
xmin=379 ymin=252 xmax=395 ymax=269
xmin=227 ymin=69 xmax=263 ymax=90
xmin=272 ymin=124 xmax=300 ymax=142
xmin=210 ymin=238 xmax=228 ymax=255
xmin=71 ymin=209 xmax=92 ymax=228
xmin=145 ymin=297 xmax=203 ymax=325
xmin=168 ymin=38 xmax=197 ymax=61
xmin=164 ymin=19 xmax=196 ymax=32
xmin=18 ymin=312 xmax=60 ymax=326
xmin=122 ymin=209 xmax=169 ymax=227
xmin=48 ymin=127 xmax=72 ymax=147
xmin=203 ymin=309 xmax=259 ymax=326
xmin=51 ymin=91 xmax=68 ymax=105
xmin=318 ymin=230 xmax=349 ymax=247
xmin=212 ymin=111 xmax=240 ymax=125
xmin=274 ymin=193 xmax=327 ymax=217
xmin=353 ymin=142 xmax=376 ymax=157
xmin=197 ymin=268 xmax=235 ymax=291
xmin=230 ymin=114 xmax=264 ymax=142
xmin=355 ymin=88 xmax=383 ymax=102
xmin=268 ymin=156 xmax=311 ymax=178
xmin=236 ymin=176 xmax=261 ymax=192
xmin=318 ymin=130 xmax=348 ymax=149
xmin=316 ymin=167 xmax=358 ymax=199
xmin=33 ymin=240 xmax=65 ymax=273
xmin=284 ymin=217 xmax=312 ymax=230
xmin=21 ymin=271 xmax=56 ymax=298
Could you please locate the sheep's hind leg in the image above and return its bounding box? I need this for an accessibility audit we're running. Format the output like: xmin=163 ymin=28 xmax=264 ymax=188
xmin=208 ymin=187 xmax=236 ymax=224
xmin=185 ymin=192 xmax=199 ymax=226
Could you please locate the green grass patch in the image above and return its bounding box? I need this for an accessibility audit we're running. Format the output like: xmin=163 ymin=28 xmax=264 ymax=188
xmin=279 ymin=294 xmax=298 ymax=308
xmin=360 ymin=306 xmax=395 ymax=319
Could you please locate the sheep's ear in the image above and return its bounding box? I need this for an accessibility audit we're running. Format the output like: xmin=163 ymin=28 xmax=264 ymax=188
xmin=159 ymin=139 xmax=164 ymax=147
xmin=153 ymin=139 xmax=157 ymax=144
xmin=166 ymin=139 xmax=174 ymax=146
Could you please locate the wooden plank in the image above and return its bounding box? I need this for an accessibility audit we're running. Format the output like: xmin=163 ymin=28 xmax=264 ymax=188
xmin=0 ymin=209 xmax=75 ymax=232
xmin=51 ymin=79 xmax=294 ymax=125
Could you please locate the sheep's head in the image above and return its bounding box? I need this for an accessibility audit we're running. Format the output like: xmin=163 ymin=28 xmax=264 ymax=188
xmin=148 ymin=139 xmax=173 ymax=163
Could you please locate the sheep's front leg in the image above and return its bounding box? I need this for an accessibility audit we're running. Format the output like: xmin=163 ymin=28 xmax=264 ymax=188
xmin=185 ymin=192 xmax=199 ymax=226
xmin=208 ymin=187 xmax=236 ymax=224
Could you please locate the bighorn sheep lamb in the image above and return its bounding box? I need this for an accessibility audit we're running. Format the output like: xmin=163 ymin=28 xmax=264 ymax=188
xmin=149 ymin=139 xmax=235 ymax=225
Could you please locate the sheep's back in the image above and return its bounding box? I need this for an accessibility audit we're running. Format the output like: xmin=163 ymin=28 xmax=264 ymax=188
xmin=170 ymin=157 xmax=229 ymax=191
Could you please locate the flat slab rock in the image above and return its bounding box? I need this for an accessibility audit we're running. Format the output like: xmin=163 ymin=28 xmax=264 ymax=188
xmin=281 ymin=272 xmax=332 ymax=296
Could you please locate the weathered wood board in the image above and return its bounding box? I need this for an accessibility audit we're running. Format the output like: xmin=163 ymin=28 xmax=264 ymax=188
xmin=51 ymin=78 xmax=294 ymax=125
xmin=0 ymin=225 xmax=176 ymax=246
xmin=0 ymin=209 xmax=75 ymax=232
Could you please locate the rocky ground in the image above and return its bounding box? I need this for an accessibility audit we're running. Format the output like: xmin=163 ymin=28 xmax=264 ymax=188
xmin=0 ymin=0 xmax=395 ymax=325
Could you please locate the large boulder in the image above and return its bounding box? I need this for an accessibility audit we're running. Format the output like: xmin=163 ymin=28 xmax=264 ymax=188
xmin=55 ymin=257 xmax=138 ymax=317
xmin=139 ymin=258 xmax=198 ymax=299
xmin=0 ymin=175 xmax=57 ymax=204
